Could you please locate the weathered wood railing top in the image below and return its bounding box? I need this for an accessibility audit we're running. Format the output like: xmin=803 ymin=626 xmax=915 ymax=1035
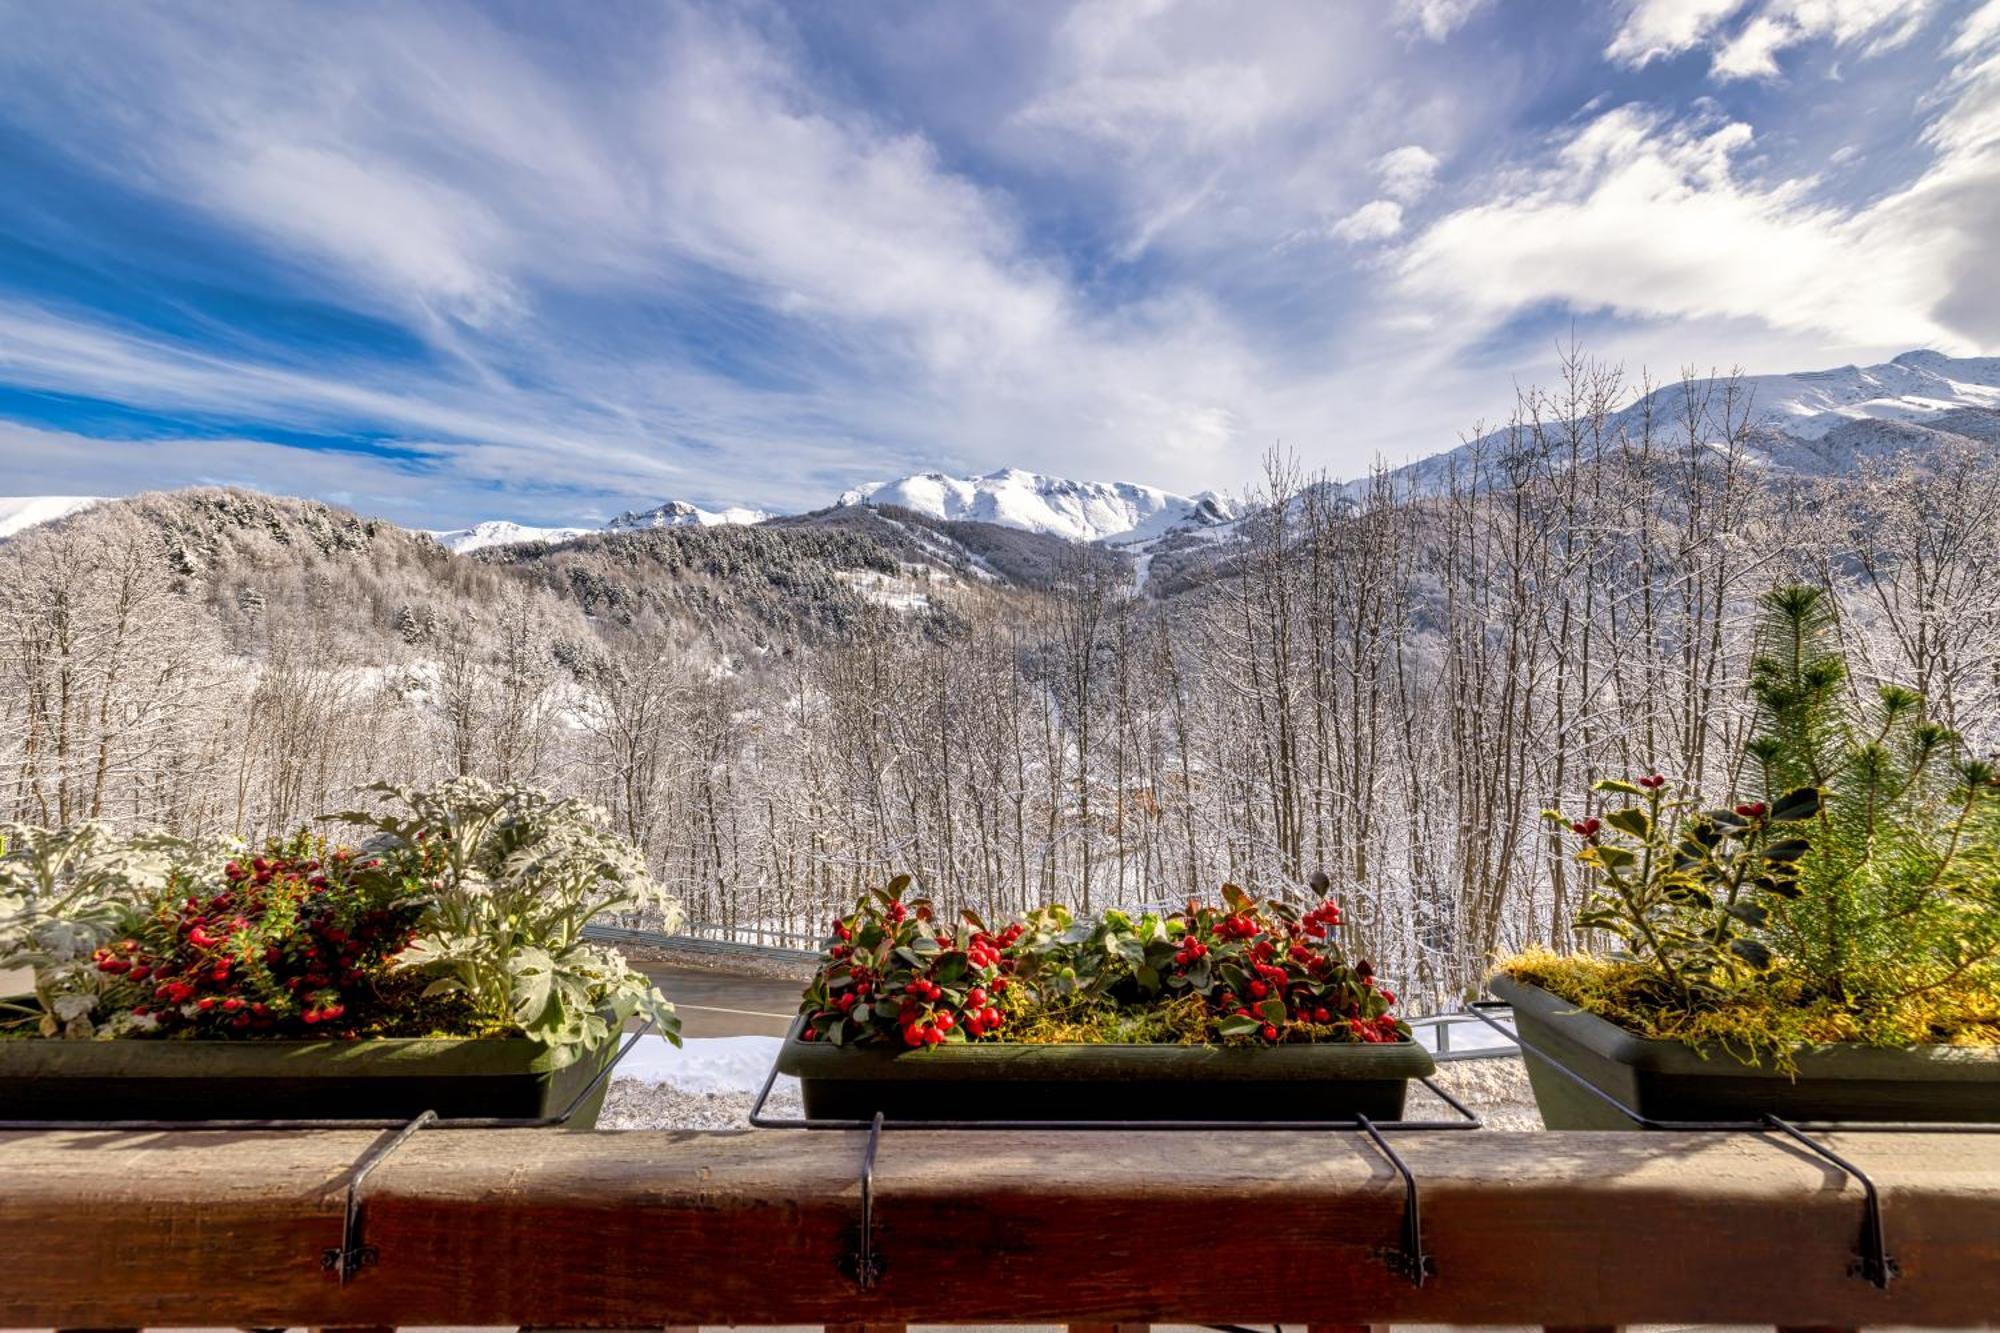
xmin=3 ymin=1127 xmax=1997 ymax=1329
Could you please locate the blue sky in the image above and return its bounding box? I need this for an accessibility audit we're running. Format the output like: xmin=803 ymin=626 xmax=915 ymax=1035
xmin=0 ymin=0 xmax=1996 ymax=527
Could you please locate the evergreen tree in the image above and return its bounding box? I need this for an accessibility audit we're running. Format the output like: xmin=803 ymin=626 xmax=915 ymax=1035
xmin=1745 ymin=585 xmax=2000 ymax=1011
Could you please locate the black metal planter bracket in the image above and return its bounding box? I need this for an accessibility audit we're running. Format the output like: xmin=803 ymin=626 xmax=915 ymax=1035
xmin=323 ymin=1109 xmax=438 ymax=1284
xmin=1759 ymin=1114 xmax=1898 ymax=1288
xmin=1354 ymin=1114 xmax=1433 ymax=1286
xmin=1459 ymin=1003 xmax=1901 ymax=1290
xmin=838 ymin=1111 xmax=887 ymax=1290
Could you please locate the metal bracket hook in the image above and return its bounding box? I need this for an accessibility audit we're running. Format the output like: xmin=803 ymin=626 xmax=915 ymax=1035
xmin=1759 ymin=1115 xmax=1899 ymax=1289
xmin=1461 ymin=1003 xmax=1900 ymax=1288
xmin=837 ymin=1111 xmax=887 ymax=1290
xmin=1356 ymin=1113 xmax=1433 ymax=1286
xmin=323 ymin=1109 xmax=437 ymax=1284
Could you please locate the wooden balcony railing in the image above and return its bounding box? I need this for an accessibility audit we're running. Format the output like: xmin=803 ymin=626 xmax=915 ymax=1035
xmin=2 ymin=1126 xmax=1996 ymax=1330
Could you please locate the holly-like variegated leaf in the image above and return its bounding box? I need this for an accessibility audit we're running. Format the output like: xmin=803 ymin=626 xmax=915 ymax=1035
xmin=1605 ymin=808 xmax=1651 ymax=839
xmin=1762 ymin=837 xmax=1811 ymax=863
xmin=1725 ymin=902 xmax=1769 ymax=928
xmin=1768 ymin=787 xmax=1821 ymax=823
xmin=1729 ymin=938 xmax=1774 ymax=970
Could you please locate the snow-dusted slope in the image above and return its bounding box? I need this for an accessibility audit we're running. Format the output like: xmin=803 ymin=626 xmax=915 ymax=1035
xmin=838 ymin=467 xmax=1236 ymax=546
xmin=0 ymin=496 xmax=101 ymax=539
xmin=428 ymin=519 xmax=595 ymax=553
xmin=606 ymin=500 xmax=772 ymax=531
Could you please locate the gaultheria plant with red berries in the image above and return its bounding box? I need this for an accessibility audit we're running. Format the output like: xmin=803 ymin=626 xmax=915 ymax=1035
xmin=101 ymin=834 xmax=430 ymax=1039
xmin=796 ymin=879 xmax=1410 ymax=1048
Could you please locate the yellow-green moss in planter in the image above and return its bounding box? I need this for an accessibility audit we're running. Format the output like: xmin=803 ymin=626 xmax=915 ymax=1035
xmin=1499 ymin=946 xmax=2000 ymax=1068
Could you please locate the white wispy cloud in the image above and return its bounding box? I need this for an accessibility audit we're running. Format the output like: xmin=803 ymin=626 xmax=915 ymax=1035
xmin=1607 ymin=0 xmax=1938 ymax=77
xmin=1376 ymin=145 xmax=1443 ymax=203
xmin=1331 ymin=200 xmax=1407 ymax=244
xmin=1395 ymin=0 xmax=1489 ymax=42
xmin=1606 ymin=0 xmax=1753 ymax=66
xmin=0 ymin=3 xmax=1282 ymax=504
xmin=0 ymin=0 xmax=1993 ymax=521
xmin=1393 ymin=28 xmax=2000 ymax=350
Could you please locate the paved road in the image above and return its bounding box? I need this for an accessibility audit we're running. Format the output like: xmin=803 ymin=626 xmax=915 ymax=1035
xmin=636 ymin=963 xmax=804 ymax=1038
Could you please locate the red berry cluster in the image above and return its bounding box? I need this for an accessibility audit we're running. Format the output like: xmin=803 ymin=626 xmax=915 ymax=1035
xmin=1170 ymin=890 xmax=1404 ymax=1044
xmin=797 ymin=877 xmax=1024 ymax=1048
xmin=95 ymin=837 xmax=426 ymax=1039
xmin=798 ymin=880 xmax=1411 ymax=1049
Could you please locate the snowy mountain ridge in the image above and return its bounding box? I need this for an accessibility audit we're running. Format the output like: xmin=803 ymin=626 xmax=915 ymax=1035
xmin=428 ymin=499 xmax=769 ymax=553
xmin=6 ymin=351 xmax=1999 ymax=553
xmin=1374 ymin=349 xmax=2000 ymax=496
xmin=837 ymin=466 xmax=1239 ymax=546
xmin=427 ymin=519 xmax=597 ymax=553
xmin=1729 ymin=349 xmax=2000 ymax=439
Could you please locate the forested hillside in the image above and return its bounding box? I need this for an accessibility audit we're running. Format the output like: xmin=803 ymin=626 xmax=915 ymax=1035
xmin=7 ymin=360 xmax=2000 ymax=1010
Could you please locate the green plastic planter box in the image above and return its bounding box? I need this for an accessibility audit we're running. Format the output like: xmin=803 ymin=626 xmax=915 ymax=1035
xmin=1490 ymin=973 xmax=2000 ymax=1129
xmin=775 ymin=1023 xmax=1435 ymax=1122
xmin=0 ymin=1021 xmax=622 ymax=1126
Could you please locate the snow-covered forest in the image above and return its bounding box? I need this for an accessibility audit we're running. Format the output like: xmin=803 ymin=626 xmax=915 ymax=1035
xmin=7 ymin=357 xmax=2000 ymax=1011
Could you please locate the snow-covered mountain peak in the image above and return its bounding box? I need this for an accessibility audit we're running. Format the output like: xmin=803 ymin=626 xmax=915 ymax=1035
xmin=0 ymin=496 xmax=101 ymax=539
xmin=606 ymin=499 xmax=772 ymax=531
xmin=430 ymin=499 xmax=770 ymax=553
xmin=428 ymin=519 xmax=595 ymax=553
xmin=836 ymin=468 xmax=1235 ymax=545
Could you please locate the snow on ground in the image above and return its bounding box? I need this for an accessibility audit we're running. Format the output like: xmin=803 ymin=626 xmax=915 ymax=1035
xmin=1422 ymin=1055 xmax=1539 ymax=1129
xmin=616 ymin=1033 xmax=786 ymax=1093
xmin=603 ymin=1034 xmax=799 ymax=1130
xmin=836 ymin=567 xmax=939 ymax=612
